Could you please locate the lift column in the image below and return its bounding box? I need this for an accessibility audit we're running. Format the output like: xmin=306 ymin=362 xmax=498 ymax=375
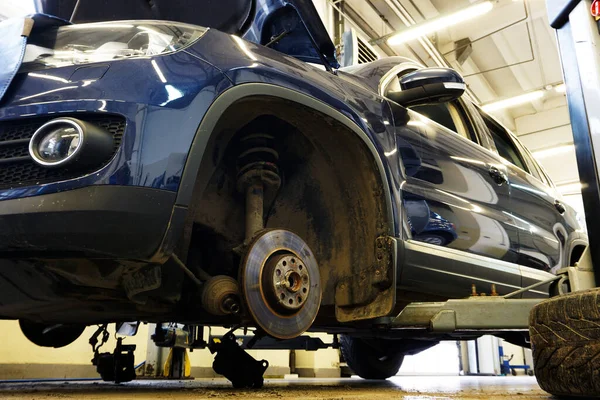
xmin=547 ymin=0 xmax=600 ymax=284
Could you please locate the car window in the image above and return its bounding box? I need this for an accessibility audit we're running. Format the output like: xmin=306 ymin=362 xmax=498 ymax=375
xmin=410 ymin=102 xmax=477 ymax=143
xmin=516 ymin=139 xmax=552 ymax=186
xmin=520 ymin=147 xmax=543 ymax=181
xmin=479 ymin=111 xmax=529 ymax=172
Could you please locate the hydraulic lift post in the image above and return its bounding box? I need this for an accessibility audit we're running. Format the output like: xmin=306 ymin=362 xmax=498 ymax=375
xmin=546 ymin=0 xmax=600 ymax=285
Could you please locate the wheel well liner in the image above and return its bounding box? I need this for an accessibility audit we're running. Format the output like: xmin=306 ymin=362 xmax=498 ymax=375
xmin=176 ymin=83 xmax=394 ymax=229
xmin=177 ymin=84 xmax=396 ymax=318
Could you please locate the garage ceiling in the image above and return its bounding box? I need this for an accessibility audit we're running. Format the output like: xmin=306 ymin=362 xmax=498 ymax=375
xmin=338 ymin=0 xmax=566 ymax=128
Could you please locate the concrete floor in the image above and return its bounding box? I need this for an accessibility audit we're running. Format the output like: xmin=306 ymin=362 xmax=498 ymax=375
xmin=0 ymin=376 xmax=550 ymax=399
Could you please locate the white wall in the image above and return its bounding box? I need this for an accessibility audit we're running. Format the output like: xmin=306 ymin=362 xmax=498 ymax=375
xmin=0 ymin=321 xmax=149 ymax=379
xmin=399 ymin=342 xmax=460 ymax=375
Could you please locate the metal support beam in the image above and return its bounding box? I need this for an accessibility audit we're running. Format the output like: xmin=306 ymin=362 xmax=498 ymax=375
xmin=390 ymin=297 xmax=543 ymax=332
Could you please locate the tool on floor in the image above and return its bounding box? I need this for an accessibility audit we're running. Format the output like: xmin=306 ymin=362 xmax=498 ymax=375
xmin=89 ymin=325 xmax=137 ymax=383
xmin=208 ymin=330 xmax=269 ymax=388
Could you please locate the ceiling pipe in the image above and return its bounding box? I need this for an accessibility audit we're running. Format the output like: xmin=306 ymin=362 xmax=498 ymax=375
xmin=382 ymin=0 xmax=449 ymax=67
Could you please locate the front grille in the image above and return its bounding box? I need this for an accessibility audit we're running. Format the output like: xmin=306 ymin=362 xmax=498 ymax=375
xmin=0 ymin=114 xmax=126 ymax=189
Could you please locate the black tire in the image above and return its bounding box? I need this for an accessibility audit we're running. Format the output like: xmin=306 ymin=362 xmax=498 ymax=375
xmin=339 ymin=335 xmax=404 ymax=380
xmin=19 ymin=320 xmax=85 ymax=348
xmin=414 ymin=233 xmax=448 ymax=246
xmin=529 ymin=288 xmax=600 ymax=397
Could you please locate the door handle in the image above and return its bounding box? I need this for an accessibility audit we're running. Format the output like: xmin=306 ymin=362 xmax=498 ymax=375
xmin=488 ymin=166 xmax=508 ymax=185
xmin=554 ymin=200 xmax=566 ymax=214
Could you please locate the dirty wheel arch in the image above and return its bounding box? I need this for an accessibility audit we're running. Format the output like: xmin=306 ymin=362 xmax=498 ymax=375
xmin=187 ymin=86 xmax=397 ymax=323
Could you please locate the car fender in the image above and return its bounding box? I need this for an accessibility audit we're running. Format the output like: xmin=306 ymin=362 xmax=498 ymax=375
xmin=174 ymin=82 xmax=394 ymax=227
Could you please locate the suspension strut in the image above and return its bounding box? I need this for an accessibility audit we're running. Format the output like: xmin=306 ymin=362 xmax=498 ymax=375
xmin=236 ymin=133 xmax=281 ymax=241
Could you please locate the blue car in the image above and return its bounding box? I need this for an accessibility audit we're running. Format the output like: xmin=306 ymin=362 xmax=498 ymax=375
xmin=0 ymin=0 xmax=587 ymax=384
xmin=404 ymin=199 xmax=458 ymax=246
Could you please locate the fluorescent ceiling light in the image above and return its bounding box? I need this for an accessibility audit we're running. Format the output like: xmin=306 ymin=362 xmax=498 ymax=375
xmin=555 ymin=84 xmax=566 ymax=93
xmin=481 ymin=90 xmax=544 ymax=112
xmin=388 ymin=1 xmax=493 ymax=45
xmin=532 ymin=144 xmax=574 ymax=160
xmin=556 ymin=182 xmax=582 ymax=194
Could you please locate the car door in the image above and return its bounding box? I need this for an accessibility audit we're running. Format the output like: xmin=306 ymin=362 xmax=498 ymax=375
xmin=476 ymin=109 xmax=575 ymax=296
xmin=389 ymin=96 xmax=522 ymax=298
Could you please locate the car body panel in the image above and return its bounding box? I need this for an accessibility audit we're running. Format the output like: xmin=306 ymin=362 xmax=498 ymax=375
xmin=391 ymin=108 xmax=521 ymax=297
xmin=473 ymin=109 xmax=584 ymax=294
xmin=0 ymin=18 xmax=588 ymax=326
xmin=0 ymin=40 xmax=232 ymax=202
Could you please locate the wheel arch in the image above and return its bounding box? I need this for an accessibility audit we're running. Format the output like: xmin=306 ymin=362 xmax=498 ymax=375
xmin=175 ymin=83 xmax=397 ymax=322
xmin=175 ymin=83 xmax=394 ymax=223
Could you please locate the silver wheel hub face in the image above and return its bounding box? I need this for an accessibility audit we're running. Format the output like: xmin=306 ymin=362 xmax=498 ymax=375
xmin=265 ymin=254 xmax=310 ymax=312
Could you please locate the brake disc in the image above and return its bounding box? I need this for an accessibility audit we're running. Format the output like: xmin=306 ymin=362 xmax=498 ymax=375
xmin=240 ymin=229 xmax=321 ymax=339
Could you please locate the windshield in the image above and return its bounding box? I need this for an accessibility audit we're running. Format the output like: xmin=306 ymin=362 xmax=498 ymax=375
xmin=21 ymin=21 xmax=207 ymax=72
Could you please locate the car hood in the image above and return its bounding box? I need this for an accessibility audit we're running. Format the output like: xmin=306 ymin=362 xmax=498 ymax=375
xmin=38 ymin=0 xmax=339 ymax=68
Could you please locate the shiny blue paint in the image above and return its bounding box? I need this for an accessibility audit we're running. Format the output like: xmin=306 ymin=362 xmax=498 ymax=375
xmin=0 ymin=41 xmax=232 ymax=201
xmin=0 ymin=29 xmax=405 ymax=236
xmin=243 ymin=0 xmax=339 ymax=68
xmin=0 ymin=23 xmax=584 ymax=294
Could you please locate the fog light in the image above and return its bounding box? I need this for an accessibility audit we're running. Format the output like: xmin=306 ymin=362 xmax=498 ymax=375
xmin=35 ymin=122 xmax=81 ymax=164
xmin=29 ymin=118 xmax=114 ymax=167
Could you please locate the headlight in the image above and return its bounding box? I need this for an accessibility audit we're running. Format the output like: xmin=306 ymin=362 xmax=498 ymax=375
xmin=21 ymin=21 xmax=207 ymax=72
xmin=29 ymin=118 xmax=114 ymax=167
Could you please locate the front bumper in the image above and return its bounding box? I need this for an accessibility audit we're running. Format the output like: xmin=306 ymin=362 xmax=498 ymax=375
xmin=0 ymin=185 xmax=175 ymax=259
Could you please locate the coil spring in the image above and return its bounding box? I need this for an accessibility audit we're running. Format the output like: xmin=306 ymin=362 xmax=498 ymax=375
xmin=236 ymin=133 xmax=280 ymax=180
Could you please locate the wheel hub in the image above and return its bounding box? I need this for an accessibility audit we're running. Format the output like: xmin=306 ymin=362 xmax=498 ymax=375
xmin=240 ymin=229 xmax=321 ymax=339
xmin=263 ymin=253 xmax=310 ymax=312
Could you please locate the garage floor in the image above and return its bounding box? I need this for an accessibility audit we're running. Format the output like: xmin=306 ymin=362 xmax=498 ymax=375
xmin=0 ymin=376 xmax=548 ymax=399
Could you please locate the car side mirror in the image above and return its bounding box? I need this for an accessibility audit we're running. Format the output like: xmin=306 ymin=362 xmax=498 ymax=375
xmin=387 ymin=68 xmax=466 ymax=107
